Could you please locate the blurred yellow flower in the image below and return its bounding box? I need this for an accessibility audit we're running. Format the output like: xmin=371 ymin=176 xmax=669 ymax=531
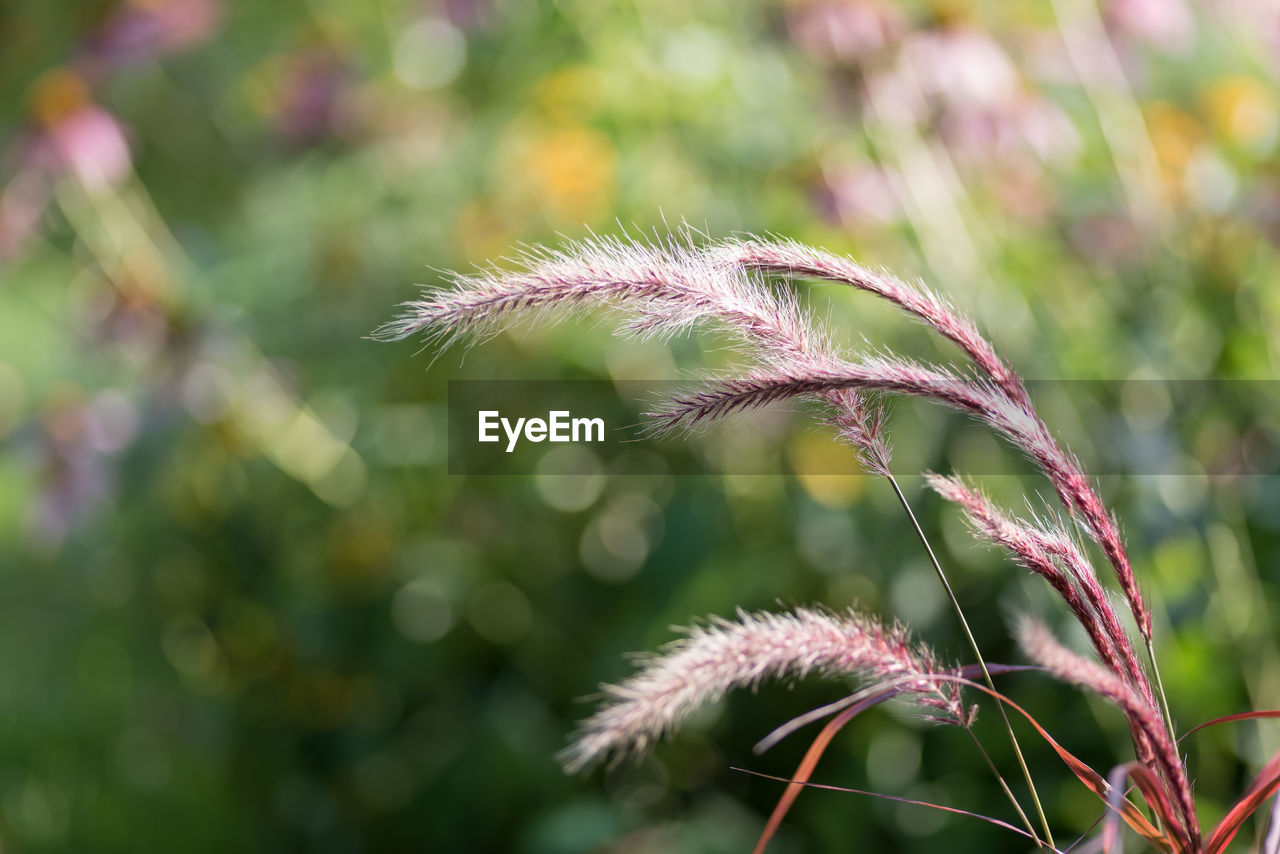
xmin=1145 ymin=101 xmax=1203 ymax=200
xmin=500 ymin=120 xmax=616 ymax=223
xmin=1202 ymin=75 xmax=1278 ymax=153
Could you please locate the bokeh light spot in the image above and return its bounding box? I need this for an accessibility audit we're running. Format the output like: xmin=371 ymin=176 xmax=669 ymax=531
xmin=579 ymin=494 xmax=661 ymax=582
xmin=535 ymin=445 xmax=604 ymax=511
xmin=392 ymin=577 xmax=454 ymax=642
xmin=394 ymin=17 xmax=466 ymax=90
xmin=468 ymin=581 xmax=531 ymax=643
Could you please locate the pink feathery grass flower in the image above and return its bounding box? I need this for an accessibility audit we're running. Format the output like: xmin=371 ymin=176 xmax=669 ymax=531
xmin=382 ymin=232 xmax=1152 ymax=644
xmin=383 ymin=231 xmax=1199 ymax=849
xmin=926 ymin=474 xmax=1153 ymax=706
xmin=562 ymin=607 xmax=966 ymax=773
xmin=1018 ymin=619 xmax=1200 ymax=850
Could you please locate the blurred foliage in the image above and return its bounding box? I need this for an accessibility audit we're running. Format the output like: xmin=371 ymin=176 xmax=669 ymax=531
xmin=3 ymin=0 xmax=1280 ymax=851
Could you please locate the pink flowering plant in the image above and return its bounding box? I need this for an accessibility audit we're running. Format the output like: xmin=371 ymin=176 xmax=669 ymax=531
xmin=380 ymin=233 xmax=1280 ymax=853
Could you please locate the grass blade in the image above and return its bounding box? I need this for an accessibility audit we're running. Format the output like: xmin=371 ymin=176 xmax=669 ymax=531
xmin=751 ymin=690 xmax=892 ymax=854
xmin=736 ymin=767 xmax=1055 ymax=847
xmin=1207 ymin=748 xmax=1280 ymax=854
xmin=940 ymin=676 xmax=1176 ymax=852
xmin=1181 ymin=709 xmax=1280 ymax=741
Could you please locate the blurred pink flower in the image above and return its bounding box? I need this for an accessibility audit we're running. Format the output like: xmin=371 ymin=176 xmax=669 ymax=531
xmin=24 ymin=105 xmax=133 ymax=191
xmin=786 ymin=0 xmax=904 ymax=65
xmin=886 ymin=28 xmax=1079 ymax=167
xmin=1106 ymin=0 xmax=1196 ymax=53
xmin=939 ymin=96 xmax=1079 ymax=166
xmin=443 ymin=0 xmax=497 ymax=31
xmin=272 ymin=52 xmax=352 ymax=147
xmin=85 ymin=0 xmax=222 ymax=67
xmin=863 ymin=62 xmax=927 ymax=128
xmin=817 ymin=159 xmax=901 ymax=226
xmin=902 ymin=28 xmax=1019 ymax=113
xmin=791 ymin=18 xmax=1079 ymax=223
xmin=1017 ymin=98 xmax=1081 ymax=163
xmin=1 ymin=71 xmax=133 ymax=259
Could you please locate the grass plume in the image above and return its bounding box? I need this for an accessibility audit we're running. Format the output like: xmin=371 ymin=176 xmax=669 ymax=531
xmin=381 ymin=230 xmax=1280 ymax=852
xmin=559 ymin=607 xmax=967 ymax=774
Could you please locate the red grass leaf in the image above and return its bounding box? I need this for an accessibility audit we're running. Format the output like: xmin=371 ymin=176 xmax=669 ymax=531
xmin=736 ymin=767 xmax=1042 ymax=843
xmin=751 ymin=663 xmax=1031 ymax=852
xmin=751 ymin=689 xmax=894 ymax=854
xmin=1182 ymin=709 xmax=1280 ymax=742
xmin=751 ymin=670 xmax=1174 ymax=854
xmin=945 ymin=677 xmax=1175 ymax=852
xmin=1207 ymin=747 xmax=1280 ymax=854
xmin=755 ymin=663 xmax=1037 ymax=755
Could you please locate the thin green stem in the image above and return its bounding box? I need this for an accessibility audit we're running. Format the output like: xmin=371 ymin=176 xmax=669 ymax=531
xmin=1145 ymin=636 xmax=1178 ymax=753
xmin=962 ymin=725 xmax=1041 ymax=846
xmin=887 ymin=474 xmax=1055 ymax=850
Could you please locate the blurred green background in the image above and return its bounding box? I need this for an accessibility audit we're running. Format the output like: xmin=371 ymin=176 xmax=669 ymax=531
xmin=3 ymin=0 xmax=1280 ymax=851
